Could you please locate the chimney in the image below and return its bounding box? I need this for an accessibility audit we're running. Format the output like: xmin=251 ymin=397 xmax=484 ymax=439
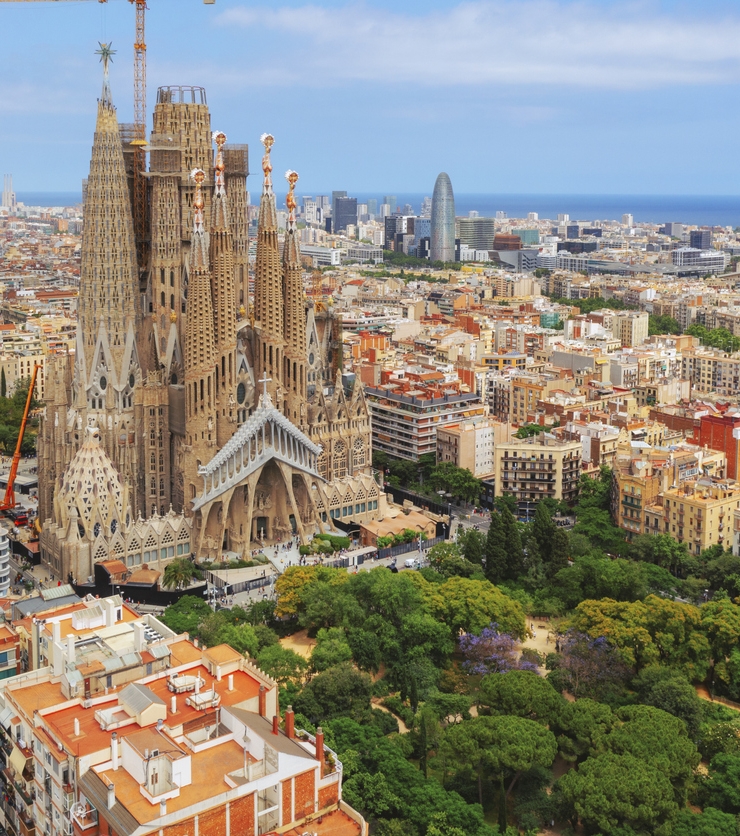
xmin=103 ymin=598 xmax=117 ymax=627
xmin=170 ymin=696 xmax=177 ymax=715
xmin=111 ymin=733 xmax=119 ymax=770
xmin=52 ymin=621 xmax=61 ymax=645
xmin=159 ymin=799 xmax=167 ymax=818
xmin=107 ymin=783 xmax=115 ymax=810
xmin=132 ymin=622 xmax=146 ymax=652
xmin=315 ymin=728 xmax=325 ymax=772
xmin=216 ymin=669 xmax=222 ymax=682
xmin=73 ymin=718 xmax=80 ymax=737
xmin=272 ymin=715 xmax=279 ymax=736
xmin=285 ymin=706 xmax=295 ymax=739
xmin=227 ymin=674 xmax=234 ymax=692
xmin=67 ymin=634 xmax=75 ymax=664
xmin=258 ymin=685 xmax=266 ymax=717
xmin=195 ymin=676 xmax=201 ymax=695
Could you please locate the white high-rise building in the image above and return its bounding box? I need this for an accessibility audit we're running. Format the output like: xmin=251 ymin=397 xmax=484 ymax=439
xmin=1 ymin=175 xmax=16 ymax=211
xmin=557 ymin=213 xmax=570 ymax=222
xmin=622 ymin=213 xmax=634 ymax=227
xmin=527 ymin=212 xmax=538 ymax=221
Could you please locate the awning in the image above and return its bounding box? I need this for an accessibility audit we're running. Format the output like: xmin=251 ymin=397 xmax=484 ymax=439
xmin=10 ymin=745 xmax=27 ymax=777
xmin=0 ymin=707 xmax=13 ymax=730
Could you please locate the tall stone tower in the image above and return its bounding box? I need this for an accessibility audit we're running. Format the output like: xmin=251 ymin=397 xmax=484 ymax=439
xmin=223 ymin=144 xmax=250 ymax=320
xmin=210 ymin=132 xmax=238 ymax=447
xmin=183 ymin=169 xmax=218 ymax=505
xmin=282 ymin=170 xmax=308 ymax=428
xmin=73 ymin=45 xmax=144 ymax=514
xmin=252 ymin=134 xmax=285 ymax=408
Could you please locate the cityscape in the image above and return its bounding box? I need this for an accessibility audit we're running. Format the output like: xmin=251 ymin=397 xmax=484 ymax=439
xmin=4 ymin=1 xmax=740 ymax=836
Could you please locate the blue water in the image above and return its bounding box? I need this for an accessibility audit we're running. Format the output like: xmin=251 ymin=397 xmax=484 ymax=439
xmin=17 ymin=192 xmax=81 ymax=208
xmin=16 ymin=191 xmax=740 ymax=228
xmin=348 ymin=193 xmax=740 ymax=228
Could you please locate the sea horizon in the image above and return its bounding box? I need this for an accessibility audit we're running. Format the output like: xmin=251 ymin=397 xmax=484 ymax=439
xmin=15 ymin=191 xmax=740 ymax=228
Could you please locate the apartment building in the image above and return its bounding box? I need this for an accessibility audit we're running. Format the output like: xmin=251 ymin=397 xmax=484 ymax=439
xmin=562 ymin=421 xmax=620 ymax=469
xmin=366 ymin=383 xmax=484 ymax=461
xmin=436 ymin=417 xmax=511 ymax=478
xmin=493 ymin=434 xmax=582 ymax=515
xmin=657 ymin=479 xmax=740 ymax=555
xmin=611 ymin=311 xmax=649 ymax=348
xmin=510 ymin=373 xmax=574 ymax=425
xmin=0 ymin=595 xmax=362 ymax=836
xmin=682 ymin=350 xmax=740 ymax=397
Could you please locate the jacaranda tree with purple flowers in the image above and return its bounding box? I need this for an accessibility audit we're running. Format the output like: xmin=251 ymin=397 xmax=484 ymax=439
xmin=459 ymin=623 xmax=540 ymax=677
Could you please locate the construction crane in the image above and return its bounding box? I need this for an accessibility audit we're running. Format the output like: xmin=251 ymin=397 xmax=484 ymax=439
xmin=1 ymin=0 xmax=216 ymax=268
xmin=0 ymin=363 xmax=40 ymax=513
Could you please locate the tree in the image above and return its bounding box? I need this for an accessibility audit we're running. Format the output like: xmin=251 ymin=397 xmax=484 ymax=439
xmin=255 ymin=644 xmax=308 ymax=687
xmin=457 ymin=528 xmax=485 ymax=565
xmin=569 ymin=595 xmax=711 ymax=679
xmin=672 ymin=807 xmax=740 ymax=836
xmin=442 ymin=714 xmax=556 ymax=826
xmin=342 ymin=771 xmax=400 ymax=823
xmin=161 ymin=558 xmax=198 ymax=590
xmin=549 ymin=528 xmax=570 ymax=577
xmin=648 ymin=314 xmax=681 ymax=336
xmin=514 ymin=423 xmax=549 ymax=439
xmin=160 ymin=594 xmax=211 ymax=635
xmin=294 ymin=662 xmax=373 ymax=724
xmin=700 ymin=597 xmax=740 ymax=693
xmin=602 ymin=705 xmax=700 ymax=801
xmin=197 ymin=614 xmax=259 ymax=656
xmin=702 ymin=753 xmax=740 ymax=814
xmin=630 ymin=533 xmax=690 ymax=575
xmin=1 ymin=368 xmax=6 ymax=399
xmin=558 ymin=751 xmax=679 ymax=835
xmin=484 ymin=512 xmax=507 ymax=584
xmin=310 ymin=627 xmax=354 ymax=672
xmin=554 ymin=698 xmax=616 ymax=763
xmin=546 ymin=631 xmax=630 ymax=701
xmin=530 ymin=501 xmax=556 ymax=565
xmin=500 ymin=506 xmax=525 ymax=580
xmin=459 ymin=624 xmax=529 ymax=676
xmin=274 ymin=564 xmax=347 ymax=619
xmin=410 ymin=574 xmax=526 ymax=638
xmin=479 ymin=669 xmax=565 ymax=725
xmin=633 ymin=665 xmax=703 ymax=738
xmin=347 ymin=628 xmax=382 ymax=672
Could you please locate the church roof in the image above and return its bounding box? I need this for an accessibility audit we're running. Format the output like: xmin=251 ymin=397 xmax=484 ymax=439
xmin=57 ymin=425 xmax=129 ymax=539
xmin=199 ymin=390 xmax=321 ymax=477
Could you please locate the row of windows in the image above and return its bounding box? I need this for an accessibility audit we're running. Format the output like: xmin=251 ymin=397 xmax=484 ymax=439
xmin=125 ymin=543 xmax=191 ymax=567
xmin=328 ymin=500 xmax=378 ymax=519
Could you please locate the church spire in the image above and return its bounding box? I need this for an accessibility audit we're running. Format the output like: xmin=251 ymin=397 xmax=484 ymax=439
xmin=95 ymin=42 xmax=115 ymax=107
xmin=184 ymin=167 xmax=217 ymax=482
xmin=209 ymin=131 xmax=238 ymax=445
xmin=77 ymin=45 xmax=140 ymax=401
xmin=253 ymin=133 xmax=284 ymax=404
xmin=282 ymin=169 xmax=307 ymax=424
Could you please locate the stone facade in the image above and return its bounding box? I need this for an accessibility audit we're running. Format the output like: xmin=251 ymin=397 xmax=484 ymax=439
xmin=38 ymin=68 xmax=376 ymax=584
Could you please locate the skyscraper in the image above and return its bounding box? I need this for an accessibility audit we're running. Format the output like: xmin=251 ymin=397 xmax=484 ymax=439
xmin=1 ymin=175 xmax=15 ymax=211
xmin=383 ymin=195 xmax=397 ymax=213
xmin=334 ymin=196 xmax=357 ymax=233
xmin=430 ymin=172 xmax=455 ymax=263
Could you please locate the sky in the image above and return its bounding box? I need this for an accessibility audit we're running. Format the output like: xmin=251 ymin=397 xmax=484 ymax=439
xmin=2 ymin=0 xmax=740 ymax=195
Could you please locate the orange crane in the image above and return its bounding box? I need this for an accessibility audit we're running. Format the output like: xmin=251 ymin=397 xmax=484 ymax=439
xmin=0 ymin=363 xmax=40 ymax=513
xmin=1 ymin=0 xmax=216 ymax=267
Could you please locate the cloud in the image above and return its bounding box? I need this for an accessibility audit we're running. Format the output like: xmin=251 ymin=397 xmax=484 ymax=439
xmin=215 ymin=0 xmax=740 ymax=90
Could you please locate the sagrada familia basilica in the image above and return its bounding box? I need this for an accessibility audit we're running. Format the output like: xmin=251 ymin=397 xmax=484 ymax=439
xmin=37 ymin=52 xmax=382 ymax=584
